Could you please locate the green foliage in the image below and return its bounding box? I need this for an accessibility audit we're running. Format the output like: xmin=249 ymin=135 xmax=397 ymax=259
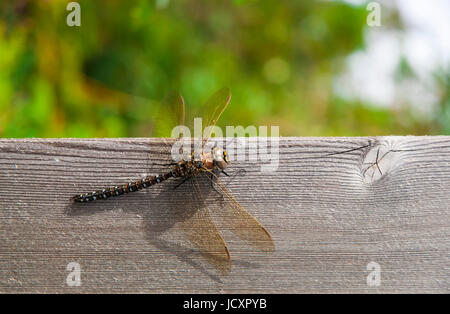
xmin=0 ymin=1 xmax=444 ymax=137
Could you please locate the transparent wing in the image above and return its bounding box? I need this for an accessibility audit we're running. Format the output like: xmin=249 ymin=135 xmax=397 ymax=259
xmin=200 ymin=88 xmax=232 ymax=147
xmin=200 ymin=169 xmax=275 ymax=252
xmin=150 ymin=91 xmax=186 ymax=138
xmin=177 ymin=176 xmax=231 ymax=274
xmin=151 ymin=88 xmax=230 ymax=147
xmin=146 ymin=91 xmax=187 ymax=167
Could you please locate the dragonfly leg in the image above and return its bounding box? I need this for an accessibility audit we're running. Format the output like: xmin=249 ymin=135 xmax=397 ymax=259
xmin=210 ymin=173 xmax=223 ymax=197
xmin=156 ymin=162 xmax=179 ymax=167
xmin=173 ymin=176 xmax=191 ymax=190
xmin=226 ymin=168 xmax=246 ymax=186
xmin=210 ymin=168 xmax=246 ymax=199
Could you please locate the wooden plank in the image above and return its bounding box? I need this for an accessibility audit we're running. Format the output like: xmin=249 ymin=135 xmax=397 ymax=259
xmin=0 ymin=136 xmax=449 ymax=293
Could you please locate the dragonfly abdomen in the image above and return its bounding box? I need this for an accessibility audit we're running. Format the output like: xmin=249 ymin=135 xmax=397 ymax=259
xmin=72 ymin=169 xmax=180 ymax=203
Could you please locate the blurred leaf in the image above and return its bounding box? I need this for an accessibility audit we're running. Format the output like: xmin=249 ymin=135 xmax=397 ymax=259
xmin=0 ymin=1 xmax=444 ymax=138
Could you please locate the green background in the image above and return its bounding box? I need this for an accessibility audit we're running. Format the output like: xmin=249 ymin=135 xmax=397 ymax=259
xmin=0 ymin=0 xmax=448 ymax=137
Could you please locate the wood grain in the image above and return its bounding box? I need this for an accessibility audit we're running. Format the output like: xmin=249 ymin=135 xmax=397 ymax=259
xmin=0 ymin=137 xmax=449 ymax=293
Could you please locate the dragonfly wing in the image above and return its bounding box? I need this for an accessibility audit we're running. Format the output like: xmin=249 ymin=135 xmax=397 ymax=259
xmin=150 ymin=91 xmax=186 ymax=138
xmin=200 ymin=88 xmax=231 ymax=147
xmin=201 ymin=170 xmax=275 ymax=252
xmin=177 ymin=177 xmax=231 ymax=273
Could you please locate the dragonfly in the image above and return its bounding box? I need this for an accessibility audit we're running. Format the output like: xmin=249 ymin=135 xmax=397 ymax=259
xmin=72 ymin=88 xmax=274 ymax=273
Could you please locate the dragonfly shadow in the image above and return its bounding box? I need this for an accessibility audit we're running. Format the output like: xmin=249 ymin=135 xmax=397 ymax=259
xmin=139 ymin=176 xmax=234 ymax=279
xmin=65 ymin=177 xmax=231 ymax=281
xmin=142 ymin=173 xmax=268 ymax=277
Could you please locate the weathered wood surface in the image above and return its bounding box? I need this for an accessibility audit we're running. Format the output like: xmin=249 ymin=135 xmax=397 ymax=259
xmin=0 ymin=136 xmax=449 ymax=293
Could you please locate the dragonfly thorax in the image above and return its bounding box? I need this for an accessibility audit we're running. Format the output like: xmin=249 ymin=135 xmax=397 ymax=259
xmin=212 ymin=146 xmax=228 ymax=170
xmin=199 ymin=146 xmax=228 ymax=170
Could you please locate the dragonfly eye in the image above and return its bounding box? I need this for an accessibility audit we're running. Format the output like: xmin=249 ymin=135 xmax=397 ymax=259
xmin=212 ymin=146 xmax=228 ymax=170
xmin=223 ymin=151 xmax=229 ymax=163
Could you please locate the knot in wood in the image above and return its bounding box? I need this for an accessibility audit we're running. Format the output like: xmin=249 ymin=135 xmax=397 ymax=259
xmin=361 ymin=139 xmax=402 ymax=183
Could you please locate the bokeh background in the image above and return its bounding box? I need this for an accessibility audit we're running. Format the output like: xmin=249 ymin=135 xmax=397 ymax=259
xmin=0 ymin=0 xmax=449 ymax=137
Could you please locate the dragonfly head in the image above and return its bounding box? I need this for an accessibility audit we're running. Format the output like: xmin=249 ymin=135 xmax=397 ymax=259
xmin=212 ymin=146 xmax=229 ymax=170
